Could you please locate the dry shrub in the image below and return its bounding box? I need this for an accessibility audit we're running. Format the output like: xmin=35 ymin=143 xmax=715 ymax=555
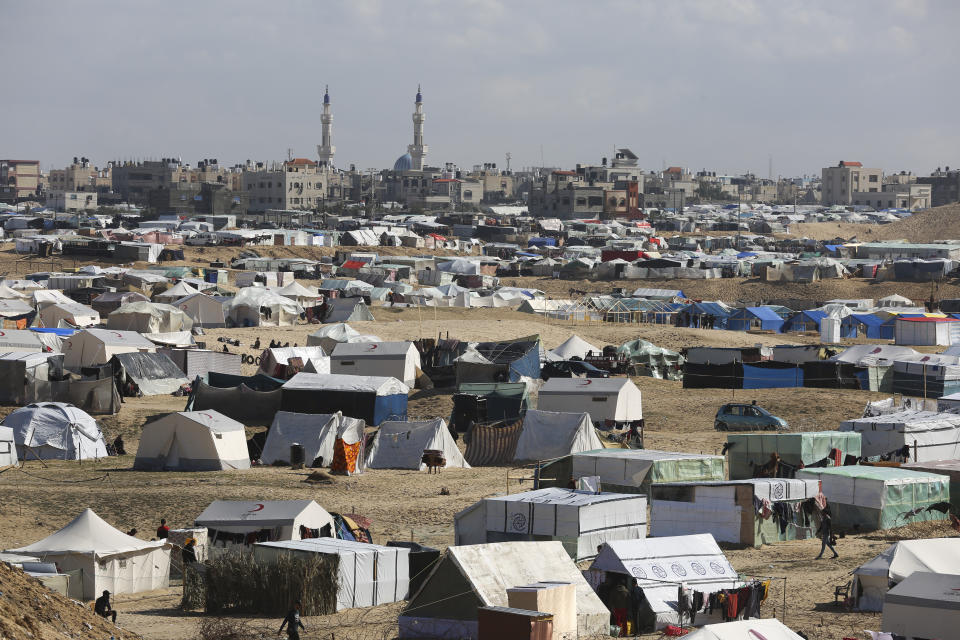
xmin=196 ymin=617 xmax=263 ymax=640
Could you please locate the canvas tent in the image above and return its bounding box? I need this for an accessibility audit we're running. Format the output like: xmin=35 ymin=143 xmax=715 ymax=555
xmin=4 ymin=509 xmax=170 ymax=599
xmin=680 ymin=620 xmax=806 ymax=640
xmin=852 ymin=537 xmax=960 ymax=611
xmin=111 ymin=351 xmax=189 ymax=396
xmin=549 ymin=334 xmax=600 ymax=360
xmin=796 ymin=466 xmax=950 ymax=530
xmin=537 ymin=377 xmax=642 ymax=426
xmin=838 ymin=410 xmax=960 ymax=462
xmin=225 ymin=287 xmax=303 ymax=327
xmin=331 ymin=341 xmax=421 ymax=388
xmin=322 ymin=298 xmax=375 ymax=323
xmin=883 ymin=571 xmax=960 ymax=640
xmin=253 ymin=538 xmax=408 ymax=611
xmin=133 ymin=410 xmax=251 ymax=471
xmin=258 ymin=346 xmax=330 ymax=378
xmin=4 ymin=402 xmax=107 ymax=460
xmin=305 ymin=323 xmax=379 ymax=352
xmin=587 ymin=534 xmax=740 ymax=631
xmin=195 ymin=500 xmax=335 ymax=552
xmin=38 ymin=303 xmax=99 ymax=328
xmin=541 ymin=449 xmax=725 ymax=494
xmin=399 ymin=541 xmax=608 ymax=639
xmin=366 ymin=418 xmax=468 ymax=470
xmin=454 ymin=487 xmax=646 ymax=560
xmin=153 ymin=280 xmax=200 ymax=303
xmin=172 ymin=292 xmax=226 ymax=327
xmin=280 ymin=372 xmax=408 ymax=425
xmin=260 ymin=411 xmax=366 ymax=474
xmin=513 ymin=409 xmax=602 ymax=461
xmin=0 ymin=425 xmax=17 ymax=467
xmin=726 ymin=431 xmax=862 ymax=480
xmin=0 ymin=329 xmax=59 ymax=353
xmin=61 ymin=328 xmax=156 ymax=369
xmin=107 ymin=301 xmax=193 ymax=333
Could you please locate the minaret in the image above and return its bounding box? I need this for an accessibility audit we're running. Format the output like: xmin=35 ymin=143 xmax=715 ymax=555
xmin=407 ymin=84 xmax=428 ymax=171
xmin=316 ymin=85 xmax=335 ymax=168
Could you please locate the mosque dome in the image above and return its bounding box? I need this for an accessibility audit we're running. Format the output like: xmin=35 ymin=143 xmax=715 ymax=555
xmin=393 ymin=152 xmax=413 ymax=171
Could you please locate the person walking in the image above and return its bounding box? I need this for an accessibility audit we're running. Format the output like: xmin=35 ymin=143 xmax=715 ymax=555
xmin=278 ymin=601 xmax=306 ymax=640
xmin=815 ymin=510 xmax=839 ymax=559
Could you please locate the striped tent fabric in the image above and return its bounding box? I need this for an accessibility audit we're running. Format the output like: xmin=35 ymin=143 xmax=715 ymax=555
xmin=465 ymin=419 xmax=523 ymax=466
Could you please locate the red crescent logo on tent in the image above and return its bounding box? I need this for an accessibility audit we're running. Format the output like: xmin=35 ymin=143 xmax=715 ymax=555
xmin=248 ymin=503 xmax=265 ymax=512
xmin=200 ymin=413 xmax=213 ymax=420
xmin=0 ymin=331 xmax=5 ymax=336
xmin=113 ymin=332 xmax=123 ymax=338
xmin=367 ymin=344 xmax=379 ymax=351
xmin=579 ymin=379 xmax=593 ymax=386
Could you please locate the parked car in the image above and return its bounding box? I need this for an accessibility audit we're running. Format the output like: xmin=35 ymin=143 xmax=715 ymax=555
xmin=541 ymin=360 xmax=610 ymax=381
xmin=714 ymin=403 xmax=788 ymax=431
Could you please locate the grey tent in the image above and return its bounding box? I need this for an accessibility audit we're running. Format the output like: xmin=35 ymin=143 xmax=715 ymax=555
xmin=323 ymin=298 xmax=375 ymax=323
xmin=110 ymin=352 xmax=189 ymax=396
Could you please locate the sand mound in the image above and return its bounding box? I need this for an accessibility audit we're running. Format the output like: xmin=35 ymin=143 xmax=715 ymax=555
xmin=0 ymin=561 xmax=140 ymax=640
xmin=792 ymin=203 xmax=960 ymax=242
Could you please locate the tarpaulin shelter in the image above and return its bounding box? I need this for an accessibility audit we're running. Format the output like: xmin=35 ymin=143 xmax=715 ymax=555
xmin=133 ymin=410 xmax=251 ymax=471
xmin=107 ymin=301 xmax=194 ymax=333
xmin=852 ymin=538 xmax=960 ymax=611
xmin=225 ymin=287 xmax=303 ymax=327
xmin=541 ymin=448 xmax=725 ymax=494
xmin=454 ymin=382 xmax=531 ymax=427
xmin=322 ymin=298 xmax=375 ymax=323
xmin=903 ymin=459 xmax=960 ymax=510
xmin=111 ymin=351 xmax=189 ymax=396
xmin=512 ymin=409 xmax=602 ymax=461
xmin=726 ymin=431 xmax=861 ymax=480
xmin=4 ymin=509 xmax=170 ymax=599
xmin=258 ymin=346 xmax=329 ymax=378
xmin=895 ymin=316 xmax=960 ymax=346
xmin=841 ymin=313 xmax=895 ymax=339
xmin=839 ymin=410 xmax=960 ymax=462
xmin=781 ymin=310 xmax=826 ymax=334
xmin=454 ymin=338 xmax=540 ymax=385
xmin=890 ymin=355 xmax=960 ymax=398
xmin=38 ymin=303 xmax=99 ymax=328
xmin=305 ymin=323 xmax=380 ymax=352
xmin=682 ymin=301 xmax=733 ymax=329
xmin=153 ymin=280 xmax=200 ymax=303
xmin=463 ymin=419 xmax=524 ymax=466
xmin=399 ymin=541 xmax=607 ymax=639
xmin=741 ymin=361 xmax=804 ymax=389
xmin=538 ymin=377 xmax=642 ymax=426
xmin=159 ymin=348 xmax=241 ymax=380
xmin=727 ymin=306 xmax=785 ymax=332
xmin=260 ymin=411 xmax=366 ymax=474
xmin=365 ymin=418 xmax=468 ymax=470
xmin=617 ymin=339 xmax=684 ymax=380
xmin=796 ymin=466 xmax=949 ymax=531
xmin=0 ymin=351 xmax=57 ymax=405
xmin=281 ymin=372 xmax=407 ymax=425
xmin=883 ymin=571 xmax=960 ymax=639
xmin=189 ymin=375 xmax=283 ymax=427
xmin=4 ymin=402 xmax=107 ymax=460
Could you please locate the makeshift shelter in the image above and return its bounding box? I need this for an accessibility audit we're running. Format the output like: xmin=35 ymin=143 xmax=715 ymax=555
xmin=280 ymin=372 xmax=408 ymax=425
xmin=4 ymin=509 xmax=170 ymax=599
xmin=305 ymin=323 xmax=377 ymax=352
xmin=133 ymin=410 xmax=251 ymax=471
xmin=253 ymin=538 xmax=409 ymax=611
xmin=0 ymin=329 xmax=58 ymax=353
xmin=895 ymin=316 xmax=960 ymax=346
xmin=195 ymin=500 xmax=335 ymax=552
xmin=587 ymin=534 xmax=740 ymax=631
xmin=0 ymin=351 xmax=58 ymax=405
xmin=890 ymin=355 xmax=960 ymax=398
xmin=173 ymin=292 xmax=226 ymax=328
xmin=260 ymin=411 xmax=366 ymax=474
xmin=107 ymin=301 xmax=193 ymax=333
xmin=537 ymin=377 xmax=642 ymax=427
xmin=225 ymin=287 xmax=303 ymax=327
xmin=727 ymin=306 xmax=785 ymax=332
xmin=781 ymin=310 xmax=826 ymax=334
xmin=463 ymin=419 xmax=524 ymax=466
xmin=680 ymin=620 xmax=806 ymax=640
xmin=160 ymin=348 xmax=241 ymax=380
xmin=322 ymin=298 xmax=375 ymax=323
xmin=539 ymin=449 xmax=725 ymax=494
xmin=31 ymin=289 xmax=74 ymax=310
xmin=366 ymin=418 xmax=468 ymax=470
xmin=903 ymin=459 xmax=960 ymax=510
xmin=258 ymin=346 xmax=329 ymax=378
xmin=454 ymin=488 xmax=646 ymax=560
xmin=512 ymin=409 xmax=602 ymax=462
xmin=454 ymin=338 xmax=541 ymax=385
xmin=616 ymin=338 xmax=684 ymax=380
xmin=840 ymin=313 xmax=895 ymax=340
xmin=153 ymin=280 xmax=200 ymax=303
xmin=38 ymin=303 xmax=100 ymax=328
xmin=453 ymin=382 xmax=531 ymax=430
xmin=188 ymin=372 xmax=284 ymax=426
xmin=650 ymin=478 xmax=820 ymax=546
xmin=549 ymin=334 xmax=600 ymax=360
xmin=883 ymin=571 xmax=960 ymax=640
xmin=852 ymin=538 xmax=960 ymax=611
xmin=91 ymin=291 xmax=150 ymax=317
xmin=726 ymin=431 xmax=862 ymax=480
xmin=839 ymin=410 xmax=960 ymax=462
xmin=111 ymin=351 xmax=189 ymax=396
xmin=0 ymin=425 xmax=17 ymax=467
xmin=4 ymin=402 xmax=107 ymax=460
xmin=398 ymin=541 xmax=608 ymax=639
xmin=796 ymin=466 xmax=950 ymax=531
xmin=331 ymin=341 xmax=421 ymax=388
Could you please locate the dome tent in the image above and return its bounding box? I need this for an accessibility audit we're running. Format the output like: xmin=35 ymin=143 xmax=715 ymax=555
xmin=3 ymin=402 xmax=107 ymax=460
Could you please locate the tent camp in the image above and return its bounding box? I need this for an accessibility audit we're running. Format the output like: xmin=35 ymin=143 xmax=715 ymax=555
xmin=4 ymin=402 xmax=107 ymax=460
xmin=587 ymin=534 xmax=740 ymax=632
xmin=322 ymin=298 xmax=375 ymax=323
xmin=260 ymin=411 xmax=366 ymax=474
xmin=537 ymin=377 xmax=642 ymax=427
xmin=133 ymin=410 xmax=251 ymax=471
xmin=852 ymin=537 xmax=960 ymax=611
xmin=172 ymin=292 xmax=226 ymax=328
xmin=275 ymin=281 xmax=320 ymax=308
xmin=796 ymin=466 xmax=950 ymax=530
xmin=398 ymin=541 xmax=608 ymax=639
xmin=726 ymin=431 xmax=862 ymax=480
xmin=253 ymin=538 xmax=408 ymax=611
xmin=61 ymin=328 xmax=156 ymax=368
xmin=838 ymin=410 xmax=960 ymax=462
xmin=195 ymin=500 xmax=335 ymax=553
xmin=224 ymin=287 xmax=303 ymax=327
xmin=513 ymin=409 xmax=602 ymax=461
xmin=0 ymin=425 xmax=16 ymax=467
xmin=650 ymin=478 xmax=821 ymax=546
xmin=883 ymin=571 xmax=960 ymax=640
xmin=680 ymin=620 xmax=806 ymax=640
xmin=0 ymin=329 xmax=59 ymax=353
xmin=331 ymin=341 xmax=421 ymax=388
xmin=539 ymin=449 xmax=725 ymax=494
xmin=107 ymin=301 xmax=194 ymax=333
xmin=4 ymin=509 xmax=170 ymax=599
xmin=454 ymin=487 xmax=646 ymax=560
xmin=454 ymin=339 xmax=541 ymax=385
xmin=549 ymin=334 xmax=600 ymax=360
xmin=366 ymin=418 xmax=468 ymax=470
xmin=153 ymin=280 xmax=200 ymax=304
xmin=38 ymin=303 xmax=99 ymax=328
xmin=31 ymin=289 xmax=73 ymax=310
xmin=0 ymin=351 xmax=58 ymax=406
xmin=111 ymin=351 xmax=190 ymax=396
xmin=280 ymin=372 xmax=408 ymax=425
xmin=258 ymin=346 xmax=330 ymax=378
xmin=305 ymin=323 xmax=381 ymax=352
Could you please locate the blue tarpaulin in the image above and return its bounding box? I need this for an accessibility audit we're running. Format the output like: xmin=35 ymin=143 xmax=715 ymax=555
xmin=527 ymin=237 xmax=557 ymax=247
xmin=782 ymin=310 xmax=827 ymax=333
xmin=742 ymin=363 xmax=804 ymax=389
xmin=728 ymin=306 xmax=785 ymax=332
xmin=841 ymin=313 xmax=894 ymax=339
xmin=30 ymin=327 xmax=76 ymax=336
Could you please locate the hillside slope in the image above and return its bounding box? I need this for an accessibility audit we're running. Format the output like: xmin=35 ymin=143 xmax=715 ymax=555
xmin=791 ymin=203 xmax=960 ymax=242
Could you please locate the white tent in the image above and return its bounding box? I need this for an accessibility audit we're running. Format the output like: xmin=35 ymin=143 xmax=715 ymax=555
xmin=258 ymin=346 xmax=329 ymax=378
xmin=107 ymin=301 xmax=194 ymax=333
xmin=133 ymin=410 xmax=251 ymax=471
xmin=0 ymin=329 xmax=58 ymax=353
xmin=275 ymin=281 xmax=320 ymax=307
xmin=399 ymin=541 xmax=608 ymax=639
xmin=61 ymin=328 xmax=156 ymax=368
xmin=883 ymin=571 xmax=960 ymax=640
xmin=538 ymin=377 xmax=642 ymax=425
xmin=4 ymin=509 xmax=170 ymax=599
xmin=153 ymin=280 xmax=200 ymax=303
xmin=195 ymin=500 xmax=335 ymax=552
xmin=331 ymin=341 xmax=421 ymax=387
xmin=366 ymin=418 xmax=468 ymax=470
xmin=513 ymin=409 xmax=602 ymax=461
xmin=852 ymin=538 xmax=960 ymax=611
xmin=588 ymin=534 xmax=740 ymax=631
xmin=455 ymin=487 xmax=646 ymax=560
xmin=38 ymin=303 xmax=100 ymax=328
xmin=4 ymin=402 xmax=107 ymax=460
xmin=306 ymin=323 xmax=382 ymax=352
xmin=549 ymin=334 xmax=601 ymax=360
xmin=680 ymin=619 xmax=806 ymax=640
xmin=0 ymin=425 xmax=17 ymax=467
xmin=322 ymin=298 xmax=375 ymax=323
xmin=173 ymin=292 xmax=226 ymax=328
xmin=0 ymin=284 xmax=27 ymax=300
xmin=225 ymin=287 xmax=303 ymax=327
xmin=839 ymin=410 xmax=960 ymax=461
xmin=878 ymin=293 xmax=914 ymax=307
xmin=31 ymin=289 xmax=73 ymax=310
xmin=260 ymin=411 xmax=366 ymax=474
xmin=253 ymin=538 xmax=408 ymax=610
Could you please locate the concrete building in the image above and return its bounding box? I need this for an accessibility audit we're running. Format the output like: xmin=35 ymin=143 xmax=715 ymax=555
xmin=408 ymin=85 xmax=428 ymax=171
xmin=853 ymin=183 xmax=931 ymax=210
xmin=316 ymin=86 xmax=335 ymax=168
xmin=242 ymin=159 xmax=328 ymax=213
xmin=48 ymin=158 xmax=96 ymax=192
xmin=48 ymin=191 xmax=98 ymax=212
xmin=0 ymin=159 xmax=41 ymax=201
xmin=466 ymin=164 xmax=515 ymax=203
xmin=918 ymin=167 xmax=960 ymax=207
xmin=821 ymin=160 xmax=883 ymax=206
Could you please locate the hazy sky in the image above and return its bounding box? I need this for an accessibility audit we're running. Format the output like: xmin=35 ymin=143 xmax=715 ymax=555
xmin=3 ymin=0 xmax=956 ymax=176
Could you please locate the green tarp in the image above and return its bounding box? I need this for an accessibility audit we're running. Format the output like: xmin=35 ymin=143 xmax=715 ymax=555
xmin=727 ymin=431 xmax=862 ymax=480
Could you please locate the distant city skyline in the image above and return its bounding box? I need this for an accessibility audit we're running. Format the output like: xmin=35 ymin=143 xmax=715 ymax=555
xmin=2 ymin=0 xmax=956 ymax=176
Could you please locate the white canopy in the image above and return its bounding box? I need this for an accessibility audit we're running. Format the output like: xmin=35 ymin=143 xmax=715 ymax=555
xmin=514 ymin=409 xmax=602 ymax=461
xmin=839 ymin=409 xmax=960 ymax=461
xmin=538 ymin=377 xmax=643 ymax=423
xmin=366 ymin=418 xmax=468 ymax=470
xmin=549 ymin=334 xmax=601 ymax=360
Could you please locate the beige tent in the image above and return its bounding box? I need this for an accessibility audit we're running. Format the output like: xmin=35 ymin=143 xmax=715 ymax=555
xmin=61 ymin=328 xmax=156 ymax=368
xmin=133 ymin=410 xmax=251 ymax=471
xmin=107 ymin=301 xmax=194 ymax=333
xmin=38 ymin=303 xmax=100 ymax=328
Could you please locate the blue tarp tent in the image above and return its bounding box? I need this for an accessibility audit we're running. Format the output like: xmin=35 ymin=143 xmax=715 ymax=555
xmin=841 ymin=313 xmax=894 ymax=339
xmin=527 ymin=237 xmax=557 ymax=247
xmin=782 ymin=310 xmax=827 ymax=334
xmin=742 ymin=362 xmax=804 ymax=389
xmin=681 ymin=302 xmax=733 ymax=329
xmin=728 ymin=307 xmax=785 ymax=332
xmin=30 ymin=327 xmax=76 ymax=337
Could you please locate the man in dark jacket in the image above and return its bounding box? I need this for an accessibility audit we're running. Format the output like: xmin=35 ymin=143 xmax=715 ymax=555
xmin=278 ymin=601 xmax=306 ymax=639
xmin=94 ymin=590 xmax=117 ymax=623
xmin=815 ymin=511 xmax=839 ymax=559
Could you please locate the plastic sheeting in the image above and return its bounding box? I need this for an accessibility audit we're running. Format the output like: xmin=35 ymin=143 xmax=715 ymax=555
xmin=111 ymin=351 xmax=189 ymax=396
xmin=570 ymin=449 xmax=725 ymax=493
xmin=366 ymin=418 xmax=468 ymax=470
xmin=260 ymin=411 xmax=365 ymax=473
xmin=727 ymin=431 xmax=862 ymax=480
xmin=839 ymin=410 xmax=960 ymax=461
xmin=190 ymin=380 xmax=282 ymax=426
xmin=4 ymin=402 xmax=107 ymax=460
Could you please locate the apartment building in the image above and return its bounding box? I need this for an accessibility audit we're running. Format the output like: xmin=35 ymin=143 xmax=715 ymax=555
xmin=242 ymin=158 xmax=329 ymax=213
xmin=0 ymin=159 xmax=41 ymax=201
xmin=821 ymin=161 xmax=882 ymax=205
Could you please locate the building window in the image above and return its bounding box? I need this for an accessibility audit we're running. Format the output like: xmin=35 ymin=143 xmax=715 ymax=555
xmin=588 ymin=196 xmax=603 ymax=207
xmin=463 ymin=190 xmax=473 ymax=199
xmin=869 ymin=175 xmax=878 ymax=182
xmin=576 ymin=197 xmax=586 ymax=206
